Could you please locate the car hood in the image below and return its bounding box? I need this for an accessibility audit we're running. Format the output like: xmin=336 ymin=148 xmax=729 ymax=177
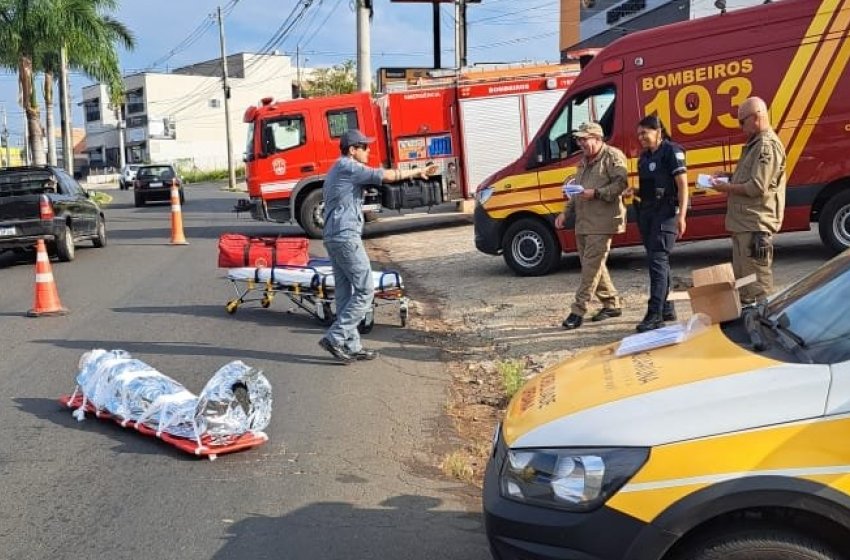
xmin=503 ymin=324 xmax=832 ymax=448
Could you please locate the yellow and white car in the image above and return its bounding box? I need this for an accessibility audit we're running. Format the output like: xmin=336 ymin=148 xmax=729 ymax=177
xmin=484 ymin=251 xmax=850 ymax=560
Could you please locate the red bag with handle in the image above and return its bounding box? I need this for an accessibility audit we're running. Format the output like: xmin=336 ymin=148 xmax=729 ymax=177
xmin=218 ymin=233 xmax=310 ymax=268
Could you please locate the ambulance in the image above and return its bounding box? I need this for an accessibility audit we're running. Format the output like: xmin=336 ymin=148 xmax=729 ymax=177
xmin=484 ymin=250 xmax=850 ymax=559
xmin=474 ymin=0 xmax=850 ymax=276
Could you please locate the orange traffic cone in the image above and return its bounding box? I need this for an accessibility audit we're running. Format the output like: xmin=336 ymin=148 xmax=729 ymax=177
xmin=169 ymin=180 xmax=188 ymax=245
xmin=28 ymin=239 xmax=69 ymax=317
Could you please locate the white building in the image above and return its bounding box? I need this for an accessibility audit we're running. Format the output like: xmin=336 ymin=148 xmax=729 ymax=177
xmin=81 ymin=52 xmax=294 ymax=171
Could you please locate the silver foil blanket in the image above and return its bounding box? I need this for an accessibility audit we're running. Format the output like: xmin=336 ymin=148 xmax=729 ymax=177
xmin=68 ymin=349 xmax=272 ymax=446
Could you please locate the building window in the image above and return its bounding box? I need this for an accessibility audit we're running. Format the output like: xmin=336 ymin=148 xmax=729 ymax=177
xmin=126 ymin=115 xmax=147 ymax=128
xmin=126 ymin=88 xmax=145 ymax=114
xmin=326 ymin=109 xmax=358 ymax=138
xmin=84 ymin=99 xmax=101 ymax=122
xmin=606 ymin=0 xmax=646 ymax=25
xmin=209 ymin=98 xmax=221 ymax=108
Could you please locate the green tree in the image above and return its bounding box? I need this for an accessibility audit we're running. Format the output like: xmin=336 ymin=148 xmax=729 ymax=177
xmin=0 ymin=0 xmax=133 ymax=165
xmin=302 ymin=60 xmax=356 ymax=98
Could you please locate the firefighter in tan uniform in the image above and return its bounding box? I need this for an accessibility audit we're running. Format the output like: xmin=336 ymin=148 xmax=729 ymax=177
xmin=556 ymin=122 xmax=629 ymax=330
xmin=711 ymin=97 xmax=787 ymax=303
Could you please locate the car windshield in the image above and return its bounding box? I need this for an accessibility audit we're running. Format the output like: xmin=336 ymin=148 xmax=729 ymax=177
xmin=764 ymin=250 xmax=850 ymax=363
xmin=138 ymin=166 xmax=175 ymax=181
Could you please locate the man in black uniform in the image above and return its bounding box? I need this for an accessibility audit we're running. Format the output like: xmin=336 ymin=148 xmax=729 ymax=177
xmin=635 ymin=115 xmax=689 ymax=332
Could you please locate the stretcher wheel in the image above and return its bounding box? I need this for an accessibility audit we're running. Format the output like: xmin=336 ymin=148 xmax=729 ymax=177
xmin=400 ymin=307 xmax=408 ymax=328
xmin=320 ymin=302 xmax=334 ymax=325
xmin=225 ymin=300 xmax=239 ymax=314
xmin=358 ymin=310 xmax=375 ymax=334
xmin=261 ymin=296 xmax=272 ymax=308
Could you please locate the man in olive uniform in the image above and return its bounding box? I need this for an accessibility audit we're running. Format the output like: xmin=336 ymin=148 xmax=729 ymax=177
xmin=556 ymin=122 xmax=629 ymax=330
xmin=711 ymin=97 xmax=786 ymax=303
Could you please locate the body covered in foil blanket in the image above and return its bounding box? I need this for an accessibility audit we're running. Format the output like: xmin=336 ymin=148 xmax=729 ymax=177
xmin=69 ymin=349 xmax=272 ymax=446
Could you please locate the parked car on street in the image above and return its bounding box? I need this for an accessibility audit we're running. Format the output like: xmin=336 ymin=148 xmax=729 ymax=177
xmin=118 ymin=164 xmax=140 ymax=190
xmin=0 ymin=166 xmax=107 ymax=261
xmin=133 ymin=164 xmax=184 ymax=207
xmin=484 ymin=250 xmax=850 ymax=560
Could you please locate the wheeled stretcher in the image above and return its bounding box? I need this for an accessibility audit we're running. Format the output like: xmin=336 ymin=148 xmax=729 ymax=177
xmin=224 ymin=259 xmax=409 ymax=331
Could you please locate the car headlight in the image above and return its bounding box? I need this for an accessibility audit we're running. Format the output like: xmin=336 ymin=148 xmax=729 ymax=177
xmin=476 ymin=186 xmax=493 ymax=205
xmin=500 ymin=447 xmax=649 ymax=512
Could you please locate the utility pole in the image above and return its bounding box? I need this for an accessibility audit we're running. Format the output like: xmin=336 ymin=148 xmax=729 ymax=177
xmin=454 ymin=0 xmax=462 ymax=69
xmin=296 ymin=44 xmax=301 ymax=98
xmin=433 ymin=1 xmax=441 ymax=69
xmin=59 ymin=46 xmax=74 ymax=175
xmin=217 ymin=5 xmax=236 ymax=191
xmin=356 ymin=0 xmax=371 ymax=92
xmin=115 ymin=106 xmax=126 ymax=169
xmin=1 ymin=103 xmax=10 ymax=168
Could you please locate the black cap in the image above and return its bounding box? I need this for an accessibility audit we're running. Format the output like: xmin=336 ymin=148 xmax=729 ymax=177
xmin=340 ymin=129 xmax=375 ymax=151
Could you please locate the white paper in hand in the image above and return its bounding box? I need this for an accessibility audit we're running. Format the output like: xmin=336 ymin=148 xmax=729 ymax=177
xmin=696 ymin=174 xmax=729 ymax=189
xmin=562 ymin=181 xmax=585 ymax=198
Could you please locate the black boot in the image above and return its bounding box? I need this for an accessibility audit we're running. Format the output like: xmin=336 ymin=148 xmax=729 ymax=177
xmin=562 ymin=313 xmax=583 ymax=330
xmin=636 ymin=312 xmax=664 ymax=333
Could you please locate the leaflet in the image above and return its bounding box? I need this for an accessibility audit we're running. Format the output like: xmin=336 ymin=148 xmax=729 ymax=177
xmin=696 ymin=174 xmax=729 ymax=189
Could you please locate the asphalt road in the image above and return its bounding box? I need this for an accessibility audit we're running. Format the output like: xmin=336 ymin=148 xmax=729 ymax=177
xmin=0 ymin=184 xmax=489 ymax=560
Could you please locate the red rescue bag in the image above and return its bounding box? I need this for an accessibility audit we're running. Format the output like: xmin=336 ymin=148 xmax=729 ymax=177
xmin=217 ymin=233 xmax=310 ymax=268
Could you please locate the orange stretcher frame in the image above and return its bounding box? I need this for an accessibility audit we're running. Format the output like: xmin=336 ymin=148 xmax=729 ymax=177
xmin=59 ymin=393 xmax=268 ymax=460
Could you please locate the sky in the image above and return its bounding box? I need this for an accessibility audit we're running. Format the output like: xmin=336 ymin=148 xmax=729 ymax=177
xmin=0 ymin=0 xmax=561 ymax=147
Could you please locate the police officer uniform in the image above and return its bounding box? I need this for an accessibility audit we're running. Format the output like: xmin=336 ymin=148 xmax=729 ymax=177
xmin=726 ymin=128 xmax=786 ymax=303
xmin=636 ymin=139 xmax=687 ymax=331
xmin=562 ymin=125 xmax=629 ymax=329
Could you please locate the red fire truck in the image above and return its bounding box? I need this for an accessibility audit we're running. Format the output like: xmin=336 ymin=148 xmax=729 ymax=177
xmin=241 ymin=64 xmax=580 ymax=238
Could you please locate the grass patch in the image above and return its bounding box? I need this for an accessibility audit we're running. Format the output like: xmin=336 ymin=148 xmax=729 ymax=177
xmin=180 ymin=167 xmax=245 ymax=184
xmin=497 ymin=359 xmax=525 ymax=398
xmin=441 ymin=450 xmax=475 ymax=482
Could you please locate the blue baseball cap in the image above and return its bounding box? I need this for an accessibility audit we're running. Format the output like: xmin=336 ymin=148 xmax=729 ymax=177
xmin=340 ymin=129 xmax=375 ymax=150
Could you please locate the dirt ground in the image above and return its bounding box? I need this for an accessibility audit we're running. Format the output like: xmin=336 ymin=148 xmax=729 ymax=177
xmin=367 ymin=219 xmax=834 ymax=484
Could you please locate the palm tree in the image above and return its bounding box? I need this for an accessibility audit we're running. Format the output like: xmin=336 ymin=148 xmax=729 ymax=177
xmin=0 ymin=0 xmax=133 ymax=165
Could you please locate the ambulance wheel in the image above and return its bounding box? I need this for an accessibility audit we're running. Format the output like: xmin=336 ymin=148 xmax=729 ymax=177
xmin=502 ymin=218 xmax=560 ymax=276
xmin=673 ymin=527 xmax=841 ymax=560
xmin=298 ymin=189 xmax=324 ymax=239
xmin=818 ymin=189 xmax=850 ymax=254
xmin=225 ymin=301 xmax=239 ymax=314
xmin=400 ymin=307 xmax=408 ymax=328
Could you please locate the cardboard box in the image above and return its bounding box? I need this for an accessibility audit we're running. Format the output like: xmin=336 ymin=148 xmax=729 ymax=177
xmin=668 ymin=263 xmax=755 ymax=324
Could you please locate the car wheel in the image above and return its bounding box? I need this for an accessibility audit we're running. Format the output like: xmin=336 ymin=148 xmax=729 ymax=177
xmin=501 ymin=218 xmax=560 ymax=276
xmin=298 ymin=189 xmax=324 ymax=239
xmin=818 ymin=190 xmax=850 ymax=254
xmin=179 ymin=190 xmax=185 ymax=205
xmin=672 ymin=527 xmax=842 ymax=560
xmin=134 ymin=192 xmax=145 ymax=207
xmin=92 ymin=216 xmax=107 ymax=248
xmin=56 ymin=224 xmax=75 ymax=262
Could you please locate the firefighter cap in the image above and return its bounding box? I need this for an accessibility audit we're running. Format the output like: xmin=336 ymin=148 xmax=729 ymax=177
xmin=573 ymin=122 xmax=604 ymax=138
xmin=340 ymin=129 xmax=376 ymax=150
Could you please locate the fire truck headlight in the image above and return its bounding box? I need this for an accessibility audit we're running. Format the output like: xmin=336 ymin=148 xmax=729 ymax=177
xmin=476 ymin=186 xmax=493 ymax=206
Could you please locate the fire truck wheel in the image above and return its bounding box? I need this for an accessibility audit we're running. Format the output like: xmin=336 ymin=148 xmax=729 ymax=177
xmin=502 ymin=218 xmax=560 ymax=276
xmin=818 ymin=189 xmax=850 ymax=254
xmin=299 ymin=189 xmax=325 ymax=239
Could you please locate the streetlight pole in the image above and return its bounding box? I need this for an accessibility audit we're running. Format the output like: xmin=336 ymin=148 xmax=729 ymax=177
xmin=217 ymin=5 xmax=236 ymax=191
xmin=356 ymin=0 xmax=372 ymax=92
xmin=1 ymin=103 xmax=10 ymax=168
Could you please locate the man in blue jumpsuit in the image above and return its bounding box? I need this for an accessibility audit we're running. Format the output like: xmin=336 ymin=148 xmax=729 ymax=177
xmin=318 ymin=129 xmax=436 ymax=364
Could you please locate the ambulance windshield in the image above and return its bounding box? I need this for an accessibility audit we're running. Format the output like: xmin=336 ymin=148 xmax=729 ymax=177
xmin=764 ymin=250 xmax=850 ymax=363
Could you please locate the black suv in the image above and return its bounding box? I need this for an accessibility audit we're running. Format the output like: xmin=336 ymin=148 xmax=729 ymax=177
xmin=133 ymin=164 xmax=184 ymax=207
xmin=0 ymin=166 xmax=107 ymax=261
